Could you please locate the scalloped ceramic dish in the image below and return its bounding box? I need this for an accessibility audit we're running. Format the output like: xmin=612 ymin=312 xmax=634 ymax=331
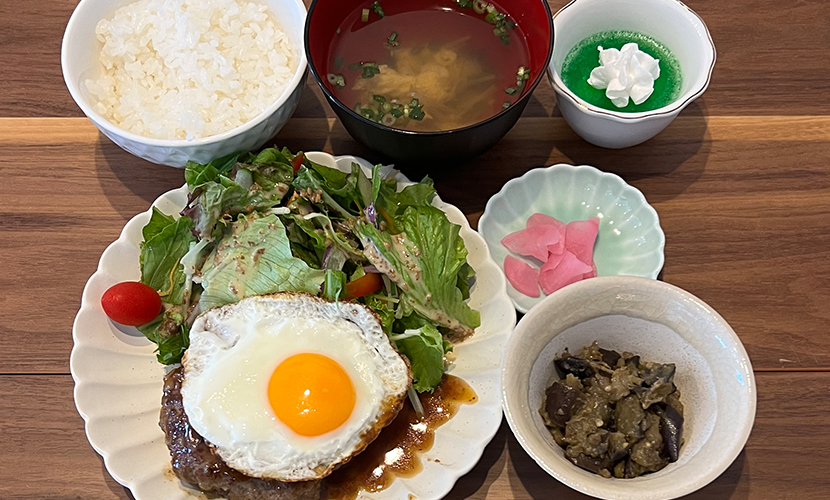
xmin=478 ymin=164 xmax=664 ymax=313
xmin=71 ymin=152 xmax=516 ymax=500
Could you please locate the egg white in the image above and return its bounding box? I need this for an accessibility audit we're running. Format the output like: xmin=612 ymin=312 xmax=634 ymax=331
xmin=181 ymin=293 xmax=410 ymax=481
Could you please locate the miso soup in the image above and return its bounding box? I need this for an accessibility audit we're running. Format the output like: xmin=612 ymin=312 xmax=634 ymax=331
xmin=326 ymin=0 xmax=531 ymax=132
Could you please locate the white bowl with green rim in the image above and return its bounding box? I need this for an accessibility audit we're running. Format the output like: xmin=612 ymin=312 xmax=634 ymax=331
xmin=549 ymin=0 xmax=716 ymax=148
xmin=478 ymin=164 xmax=664 ymax=313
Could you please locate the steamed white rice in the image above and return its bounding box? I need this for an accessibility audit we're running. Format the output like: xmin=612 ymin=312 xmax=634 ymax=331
xmin=85 ymin=0 xmax=296 ymax=141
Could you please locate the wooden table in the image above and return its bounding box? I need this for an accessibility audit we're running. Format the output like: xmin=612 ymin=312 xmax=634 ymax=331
xmin=3 ymin=0 xmax=830 ymax=498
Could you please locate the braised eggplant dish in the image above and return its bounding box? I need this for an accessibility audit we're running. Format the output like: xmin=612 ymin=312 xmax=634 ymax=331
xmin=540 ymin=342 xmax=684 ymax=478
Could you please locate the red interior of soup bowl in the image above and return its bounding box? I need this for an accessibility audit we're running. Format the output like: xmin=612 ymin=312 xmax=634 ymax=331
xmin=306 ymin=0 xmax=553 ymax=130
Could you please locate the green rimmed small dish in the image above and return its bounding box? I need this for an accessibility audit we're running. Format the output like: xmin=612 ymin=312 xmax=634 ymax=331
xmin=479 ymin=164 xmax=665 ymax=313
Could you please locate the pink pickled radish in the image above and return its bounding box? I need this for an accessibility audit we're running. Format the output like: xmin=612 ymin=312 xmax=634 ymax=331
xmin=565 ymin=218 xmax=600 ymax=265
xmin=539 ymin=251 xmax=593 ymax=295
xmin=504 ymin=255 xmax=541 ymax=298
xmin=501 ymin=224 xmax=562 ymax=261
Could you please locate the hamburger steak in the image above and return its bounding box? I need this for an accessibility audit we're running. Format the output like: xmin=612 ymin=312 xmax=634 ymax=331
xmin=160 ymin=369 xmax=323 ymax=500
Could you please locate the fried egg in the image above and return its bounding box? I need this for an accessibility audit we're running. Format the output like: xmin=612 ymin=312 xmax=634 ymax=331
xmin=181 ymin=293 xmax=411 ymax=482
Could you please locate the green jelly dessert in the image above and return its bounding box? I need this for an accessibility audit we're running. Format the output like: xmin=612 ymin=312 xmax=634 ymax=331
xmin=561 ymin=30 xmax=682 ymax=112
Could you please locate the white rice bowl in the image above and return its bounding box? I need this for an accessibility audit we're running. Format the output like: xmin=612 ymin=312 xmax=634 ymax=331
xmin=85 ymin=0 xmax=297 ymax=141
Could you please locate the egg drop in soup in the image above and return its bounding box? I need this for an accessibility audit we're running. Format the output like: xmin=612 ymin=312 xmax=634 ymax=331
xmin=326 ymin=0 xmax=531 ymax=132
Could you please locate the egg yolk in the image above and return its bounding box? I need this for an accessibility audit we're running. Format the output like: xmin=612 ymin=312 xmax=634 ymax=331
xmin=268 ymin=353 xmax=356 ymax=437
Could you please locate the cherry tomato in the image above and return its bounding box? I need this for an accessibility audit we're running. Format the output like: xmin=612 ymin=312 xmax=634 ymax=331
xmin=345 ymin=273 xmax=384 ymax=299
xmin=101 ymin=282 xmax=163 ymax=326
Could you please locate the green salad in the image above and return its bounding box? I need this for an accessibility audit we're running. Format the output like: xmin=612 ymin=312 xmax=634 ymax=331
xmin=137 ymin=147 xmax=480 ymax=393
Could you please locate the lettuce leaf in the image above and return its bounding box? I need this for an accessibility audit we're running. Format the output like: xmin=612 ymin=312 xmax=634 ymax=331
xmin=140 ymin=208 xmax=195 ymax=305
xmin=309 ymin=158 xmax=349 ymax=188
xmin=371 ymin=164 xmax=384 ymax=203
xmin=356 ymin=205 xmax=480 ymax=339
xmin=456 ymin=262 xmax=475 ymax=301
xmin=370 ymin=175 xmax=436 ymax=232
xmin=363 ymin=294 xmax=396 ymax=333
xmin=138 ymin=208 xmax=196 ymax=364
xmin=142 ymin=207 xmax=176 ymax=242
xmin=183 ymin=151 xmax=294 ymax=240
xmin=283 ymin=215 xmax=326 ymax=269
xmin=198 ymin=214 xmax=325 ymax=312
xmin=292 ymin=162 xmax=362 ymax=219
xmin=301 ymin=213 xmax=364 ymax=262
xmin=285 ymin=213 xmax=329 ymax=250
xmin=186 ymin=178 xmax=290 ymax=240
xmin=391 ymin=324 xmax=448 ymax=392
xmin=184 ymin=152 xmax=239 ymax=189
xmin=245 ymin=147 xmax=292 ymax=167
xmin=137 ymin=147 xmax=478 ymax=370
xmin=322 ymin=270 xmax=348 ymax=302
xmin=245 ymin=148 xmax=295 ymax=191
xmin=394 ymin=177 xmax=436 ymax=213
xmin=138 ymin=311 xmax=189 ymax=365
xmin=185 ymin=148 xmax=294 ymax=190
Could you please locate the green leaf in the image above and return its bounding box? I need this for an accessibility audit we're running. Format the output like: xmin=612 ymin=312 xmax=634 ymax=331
xmin=247 ymin=147 xmax=291 ymax=166
xmin=284 ymin=215 xmax=326 ymax=268
xmin=391 ymin=324 xmax=445 ymax=392
xmin=137 ymin=309 xmax=189 ymax=365
xmin=186 ymin=180 xmax=248 ymax=239
xmin=308 ymin=159 xmax=349 ymax=189
xmin=456 ymin=262 xmax=475 ymax=300
xmin=443 ymin=339 xmax=453 ymax=354
xmin=371 ymin=164 xmax=383 ymax=203
xmin=368 ymin=172 xmax=435 ymax=223
xmin=292 ymin=167 xmax=358 ymax=219
xmin=299 ymin=212 xmax=364 ymax=262
xmin=139 ymin=209 xmax=197 ymax=364
xmin=243 ymin=148 xmax=295 ymax=191
xmin=289 ymin=241 xmax=323 ymax=269
xmin=185 ymin=152 xmax=239 ymax=188
xmin=187 ymin=172 xmax=289 ymax=240
xmin=140 ymin=213 xmax=195 ymax=305
xmin=287 ymin=215 xmax=327 ymax=247
xmin=357 ymin=163 xmax=375 ymax=208
xmin=364 ymin=294 xmax=396 ymax=333
xmin=142 ymin=207 xmax=176 ymax=242
xmin=184 ymin=148 xmax=299 ymax=240
xmin=395 ymin=177 xmax=436 ymax=212
xmin=156 ymin=326 xmax=190 ymax=364
xmin=394 ymin=311 xmax=430 ymax=331
xmin=355 ymin=205 xmax=480 ymax=339
xmin=252 ymin=163 xmax=293 ymax=192
xmin=322 ymin=270 xmax=348 ymax=301
xmin=198 ymin=214 xmax=325 ymax=312
xmin=372 ymin=171 xmax=404 ymax=220
xmin=396 ymin=206 xmax=480 ymax=332
xmin=350 ymin=265 xmax=367 ymax=281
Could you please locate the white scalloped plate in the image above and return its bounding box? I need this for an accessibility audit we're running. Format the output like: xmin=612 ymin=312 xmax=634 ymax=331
xmin=478 ymin=164 xmax=665 ymax=314
xmin=71 ymin=152 xmax=516 ymax=500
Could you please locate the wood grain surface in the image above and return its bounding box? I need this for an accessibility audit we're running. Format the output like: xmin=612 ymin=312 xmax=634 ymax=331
xmin=3 ymin=117 xmax=829 ymax=372
xmin=3 ymin=0 xmax=830 ymax=118
xmin=2 ymin=0 xmax=830 ymax=498
xmin=2 ymin=373 xmax=829 ymax=500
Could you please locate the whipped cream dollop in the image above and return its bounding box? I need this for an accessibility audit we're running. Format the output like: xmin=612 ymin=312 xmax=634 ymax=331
xmin=587 ymin=43 xmax=660 ymax=108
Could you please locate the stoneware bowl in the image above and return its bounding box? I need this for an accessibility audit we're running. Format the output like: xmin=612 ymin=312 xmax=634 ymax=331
xmin=502 ymin=276 xmax=756 ymax=500
xmin=61 ymin=0 xmax=308 ymax=168
xmin=478 ymin=164 xmax=664 ymax=313
xmin=305 ymin=0 xmax=553 ymax=163
xmin=549 ymin=0 xmax=716 ymax=148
